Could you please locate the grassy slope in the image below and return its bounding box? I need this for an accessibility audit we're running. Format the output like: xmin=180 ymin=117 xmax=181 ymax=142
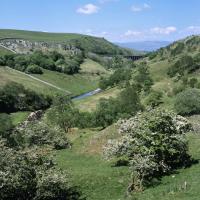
xmin=80 ymin=58 xmax=108 ymax=75
xmin=0 ymin=59 xmax=106 ymax=96
xmin=0 ymin=67 xmax=62 ymax=96
xmin=10 ymin=112 xmax=30 ymax=126
xmin=0 ymin=29 xmax=132 ymax=55
xmin=75 ymin=87 xmax=120 ymax=112
xmin=56 ymin=125 xmax=130 ymax=200
xmin=0 ymin=46 xmax=13 ymax=55
xmin=146 ymin=36 xmax=200 ymax=109
xmin=0 ymin=29 xmax=83 ymax=41
xmin=33 ymin=69 xmax=99 ymax=97
xmin=56 ymin=117 xmax=200 ymax=200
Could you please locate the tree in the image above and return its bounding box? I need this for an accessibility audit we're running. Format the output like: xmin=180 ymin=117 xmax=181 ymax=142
xmin=118 ymin=84 xmax=142 ymax=116
xmin=134 ymin=63 xmax=153 ymax=93
xmin=111 ymin=56 xmax=124 ymax=69
xmin=95 ymin=98 xmax=119 ymax=128
xmin=47 ymin=96 xmax=79 ymax=132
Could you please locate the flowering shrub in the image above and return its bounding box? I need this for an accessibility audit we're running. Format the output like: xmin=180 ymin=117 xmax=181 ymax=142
xmin=104 ymin=108 xmax=192 ymax=191
xmin=0 ymin=141 xmax=83 ymax=200
xmin=12 ymin=121 xmax=70 ymax=150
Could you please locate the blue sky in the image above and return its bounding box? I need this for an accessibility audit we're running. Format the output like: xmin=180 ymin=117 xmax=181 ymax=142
xmin=0 ymin=0 xmax=200 ymax=42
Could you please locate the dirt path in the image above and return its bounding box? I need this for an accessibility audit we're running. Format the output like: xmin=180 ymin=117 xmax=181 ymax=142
xmin=7 ymin=67 xmax=72 ymax=94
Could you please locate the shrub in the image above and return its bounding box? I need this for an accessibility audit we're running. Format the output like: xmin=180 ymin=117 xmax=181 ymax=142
xmin=0 ymin=113 xmax=13 ymax=141
xmin=0 ymin=143 xmax=83 ymax=200
xmin=35 ymin=169 xmax=82 ymax=200
xmin=144 ymin=90 xmax=163 ymax=107
xmin=26 ymin=64 xmax=43 ymax=74
xmin=174 ymin=88 xmax=200 ymax=115
xmin=99 ymin=68 xmax=132 ymax=89
xmin=134 ymin=63 xmax=153 ymax=93
xmin=0 ymin=82 xmax=51 ymax=113
xmin=104 ymin=109 xmax=192 ymax=191
xmin=168 ymin=55 xmax=199 ymax=77
xmin=13 ymin=121 xmax=70 ymax=149
xmin=47 ymin=96 xmax=79 ymax=133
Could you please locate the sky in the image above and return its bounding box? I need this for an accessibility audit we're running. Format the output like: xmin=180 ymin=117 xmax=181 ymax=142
xmin=0 ymin=0 xmax=200 ymax=42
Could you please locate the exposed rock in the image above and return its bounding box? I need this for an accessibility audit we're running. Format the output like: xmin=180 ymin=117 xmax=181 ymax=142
xmin=0 ymin=38 xmax=80 ymax=54
xmin=27 ymin=110 xmax=43 ymax=122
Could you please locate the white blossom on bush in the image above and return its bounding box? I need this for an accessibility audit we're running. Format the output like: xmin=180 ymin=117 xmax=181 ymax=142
xmin=104 ymin=108 xmax=192 ymax=191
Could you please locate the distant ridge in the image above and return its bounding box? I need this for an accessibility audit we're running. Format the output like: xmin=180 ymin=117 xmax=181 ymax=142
xmin=116 ymin=41 xmax=171 ymax=52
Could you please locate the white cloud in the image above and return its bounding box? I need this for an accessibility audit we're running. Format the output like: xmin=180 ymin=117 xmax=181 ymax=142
xmin=187 ymin=26 xmax=200 ymax=34
xmin=85 ymin=29 xmax=93 ymax=35
xmin=77 ymin=4 xmax=99 ymax=15
xmin=99 ymin=0 xmax=119 ymax=4
xmin=151 ymin=26 xmax=177 ymax=34
xmin=124 ymin=30 xmax=142 ymax=37
xmin=101 ymin=31 xmax=108 ymax=35
xmin=131 ymin=3 xmax=151 ymax=12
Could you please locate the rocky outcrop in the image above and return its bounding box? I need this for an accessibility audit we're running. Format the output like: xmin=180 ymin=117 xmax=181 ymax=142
xmin=0 ymin=38 xmax=80 ymax=54
xmin=27 ymin=110 xmax=43 ymax=122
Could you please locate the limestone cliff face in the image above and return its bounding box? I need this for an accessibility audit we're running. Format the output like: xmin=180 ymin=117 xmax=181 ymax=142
xmin=0 ymin=38 xmax=79 ymax=54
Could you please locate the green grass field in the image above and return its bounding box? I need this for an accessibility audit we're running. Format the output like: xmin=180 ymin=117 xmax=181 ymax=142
xmin=10 ymin=111 xmax=30 ymax=126
xmin=56 ymin=126 xmax=130 ymax=200
xmin=0 ymin=46 xmax=13 ymax=55
xmin=0 ymin=29 xmax=85 ymax=42
xmin=0 ymin=67 xmax=62 ymax=96
xmin=33 ymin=69 xmax=99 ymax=97
xmin=56 ymin=116 xmax=200 ymax=200
xmin=75 ymin=87 xmax=120 ymax=111
xmin=0 ymin=59 xmax=105 ymax=96
xmin=80 ymin=58 xmax=108 ymax=75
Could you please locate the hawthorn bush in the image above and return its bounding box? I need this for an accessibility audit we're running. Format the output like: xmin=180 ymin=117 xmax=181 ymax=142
xmin=104 ymin=108 xmax=192 ymax=191
xmin=12 ymin=121 xmax=70 ymax=150
xmin=0 ymin=142 xmax=83 ymax=200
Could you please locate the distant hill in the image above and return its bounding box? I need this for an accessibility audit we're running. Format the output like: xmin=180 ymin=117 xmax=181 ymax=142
xmin=116 ymin=41 xmax=171 ymax=52
xmin=0 ymin=29 xmax=133 ymax=55
xmin=152 ymin=35 xmax=200 ymax=59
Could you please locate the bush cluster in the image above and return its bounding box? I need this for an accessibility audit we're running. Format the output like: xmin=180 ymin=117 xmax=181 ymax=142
xmin=104 ymin=109 xmax=192 ymax=191
xmin=0 ymin=82 xmax=51 ymax=113
xmin=168 ymin=55 xmax=200 ymax=77
xmin=13 ymin=121 xmax=70 ymax=150
xmin=99 ymin=68 xmax=132 ymax=89
xmin=0 ymin=50 xmax=84 ymax=75
xmin=0 ymin=142 xmax=83 ymax=200
xmin=174 ymin=88 xmax=200 ymax=115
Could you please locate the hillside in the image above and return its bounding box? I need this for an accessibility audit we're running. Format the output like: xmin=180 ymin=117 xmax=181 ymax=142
xmin=147 ymin=35 xmax=200 ymax=103
xmin=1 ymin=31 xmax=200 ymax=200
xmin=0 ymin=59 xmax=106 ymax=96
xmin=151 ymin=35 xmax=200 ymax=59
xmin=0 ymin=29 xmax=132 ymax=55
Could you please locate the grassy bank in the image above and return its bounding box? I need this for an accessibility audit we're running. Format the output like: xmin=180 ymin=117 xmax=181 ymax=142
xmin=56 ymin=116 xmax=200 ymax=200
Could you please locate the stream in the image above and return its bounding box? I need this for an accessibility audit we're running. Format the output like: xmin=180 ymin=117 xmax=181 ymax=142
xmin=72 ymin=88 xmax=102 ymax=100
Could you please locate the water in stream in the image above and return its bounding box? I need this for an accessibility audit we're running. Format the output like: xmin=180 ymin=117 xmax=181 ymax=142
xmin=72 ymin=88 xmax=102 ymax=100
